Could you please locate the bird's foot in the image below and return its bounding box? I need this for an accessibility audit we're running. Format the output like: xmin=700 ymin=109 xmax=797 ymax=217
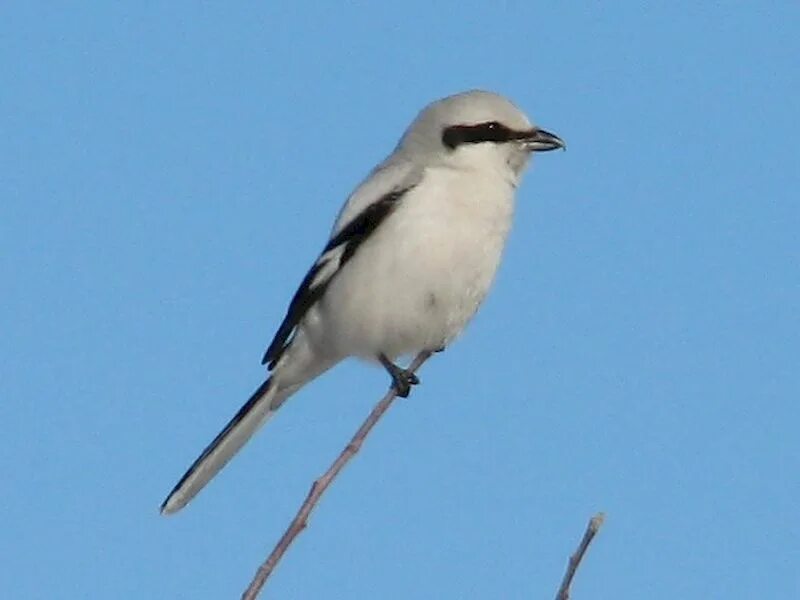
xmin=379 ymin=354 xmax=420 ymax=398
xmin=392 ymin=370 xmax=419 ymax=398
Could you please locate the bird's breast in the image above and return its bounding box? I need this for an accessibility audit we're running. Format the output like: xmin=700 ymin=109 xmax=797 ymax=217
xmin=318 ymin=167 xmax=516 ymax=358
xmin=404 ymin=169 xmax=515 ymax=323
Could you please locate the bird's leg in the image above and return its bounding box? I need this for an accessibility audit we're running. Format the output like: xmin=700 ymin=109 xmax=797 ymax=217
xmin=378 ymin=353 xmax=420 ymax=398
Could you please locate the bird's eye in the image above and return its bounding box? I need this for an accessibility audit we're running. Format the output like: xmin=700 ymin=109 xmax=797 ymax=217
xmin=441 ymin=121 xmax=510 ymax=149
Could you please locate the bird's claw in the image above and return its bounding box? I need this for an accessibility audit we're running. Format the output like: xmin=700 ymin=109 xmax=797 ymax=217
xmin=379 ymin=353 xmax=420 ymax=397
xmin=391 ymin=369 xmax=419 ymax=398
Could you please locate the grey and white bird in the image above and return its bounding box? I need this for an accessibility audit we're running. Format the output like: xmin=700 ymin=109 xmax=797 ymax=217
xmin=160 ymin=90 xmax=564 ymax=515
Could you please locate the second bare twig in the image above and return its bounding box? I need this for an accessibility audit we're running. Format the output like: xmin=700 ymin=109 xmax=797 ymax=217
xmin=554 ymin=512 xmax=605 ymax=600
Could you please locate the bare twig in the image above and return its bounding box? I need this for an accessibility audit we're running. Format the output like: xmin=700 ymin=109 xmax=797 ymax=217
xmin=554 ymin=512 xmax=605 ymax=600
xmin=241 ymin=351 xmax=433 ymax=600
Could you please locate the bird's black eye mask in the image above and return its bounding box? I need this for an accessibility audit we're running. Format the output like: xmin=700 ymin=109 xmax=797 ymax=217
xmin=441 ymin=121 xmax=521 ymax=149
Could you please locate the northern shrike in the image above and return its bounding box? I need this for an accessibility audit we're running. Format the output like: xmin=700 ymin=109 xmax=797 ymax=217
xmin=161 ymin=90 xmax=564 ymax=515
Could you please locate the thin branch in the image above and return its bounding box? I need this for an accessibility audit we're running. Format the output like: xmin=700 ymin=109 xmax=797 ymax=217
xmin=554 ymin=512 xmax=606 ymax=600
xmin=241 ymin=351 xmax=433 ymax=600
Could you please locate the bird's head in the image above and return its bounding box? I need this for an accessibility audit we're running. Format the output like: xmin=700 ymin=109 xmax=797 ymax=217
xmin=397 ymin=90 xmax=564 ymax=180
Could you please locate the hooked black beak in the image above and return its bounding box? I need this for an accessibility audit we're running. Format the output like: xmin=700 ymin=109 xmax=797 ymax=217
xmin=521 ymin=128 xmax=566 ymax=152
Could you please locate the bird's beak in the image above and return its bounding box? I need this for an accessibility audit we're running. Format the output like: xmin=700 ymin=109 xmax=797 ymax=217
xmin=520 ymin=128 xmax=566 ymax=152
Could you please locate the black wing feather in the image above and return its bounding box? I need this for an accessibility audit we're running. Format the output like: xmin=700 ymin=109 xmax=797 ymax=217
xmin=261 ymin=187 xmax=409 ymax=369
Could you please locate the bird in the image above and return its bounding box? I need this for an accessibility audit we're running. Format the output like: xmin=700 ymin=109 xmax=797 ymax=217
xmin=160 ymin=90 xmax=564 ymax=515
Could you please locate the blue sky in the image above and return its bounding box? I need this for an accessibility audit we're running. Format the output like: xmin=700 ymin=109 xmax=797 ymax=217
xmin=2 ymin=3 xmax=798 ymax=598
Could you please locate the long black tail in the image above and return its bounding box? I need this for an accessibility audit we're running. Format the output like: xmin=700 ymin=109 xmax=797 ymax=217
xmin=160 ymin=378 xmax=276 ymax=515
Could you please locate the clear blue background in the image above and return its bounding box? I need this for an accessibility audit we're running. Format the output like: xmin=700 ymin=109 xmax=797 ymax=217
xmin=2 ymin=3 xmax=798 ymax=598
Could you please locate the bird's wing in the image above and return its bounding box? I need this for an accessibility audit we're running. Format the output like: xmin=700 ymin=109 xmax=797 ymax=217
xmin=261 ymin=160 xmax=422 ymax=369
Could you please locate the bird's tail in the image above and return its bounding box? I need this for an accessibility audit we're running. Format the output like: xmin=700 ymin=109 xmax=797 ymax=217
xmin=160 ymin=378 xmax=286 ymax=515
